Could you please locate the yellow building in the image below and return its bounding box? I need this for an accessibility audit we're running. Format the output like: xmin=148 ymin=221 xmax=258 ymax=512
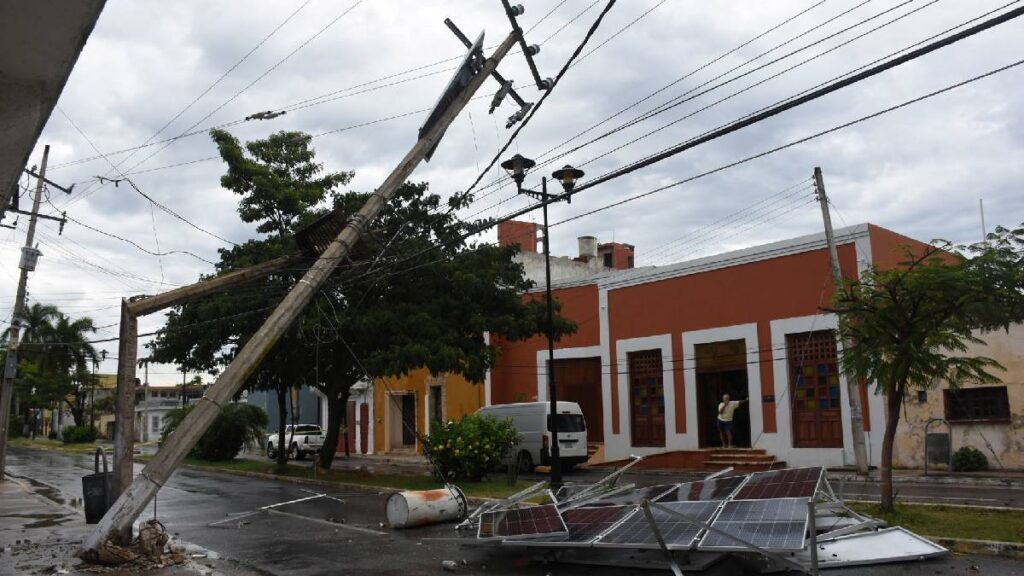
xmin=372 ymin=368 xmax=485 ymax=455
xmin=894 ymin=323 xmax=1024 ymax=470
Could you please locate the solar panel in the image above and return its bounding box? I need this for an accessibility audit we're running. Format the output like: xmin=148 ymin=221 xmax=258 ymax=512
xmin=596 ymin=500 xmax=721 ymax=550
xmin=655 ymin=476 xmax=746 ymax=502
xmin=477 ymin=505 xmax=568 ymax=540
xmin=589 ymin=484 xmax=678 ymax=506
xmin=732 ymin=467 xmax=823 ymax=500
xmin=559 ymin=506 xmax=634 ymax=543
xmin=699 ymin=498 xmax=809 ymax=550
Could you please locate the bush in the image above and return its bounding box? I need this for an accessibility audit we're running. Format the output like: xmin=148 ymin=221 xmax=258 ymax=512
xmin=9 ymin=415 xmax=24 ymax=438
xmin=161 ymin=403 xmax=268 ymax=461
xmin=952 ymin=446 xmax=988 ymax=472
xmin=62 ymin=425 xmax=98 ymax=444
xmin=422 ymin=414 xmax=519 ymax=481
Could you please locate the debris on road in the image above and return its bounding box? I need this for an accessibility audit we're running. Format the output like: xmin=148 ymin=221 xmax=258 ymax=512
xmin=454 ymin=457 xmax=948 ymax=574
xmin=386 ymin=486 xmax=468 ymax=529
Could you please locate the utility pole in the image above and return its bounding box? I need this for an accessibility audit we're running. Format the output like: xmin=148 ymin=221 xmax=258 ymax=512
xmin=84 ymin=32 xmax=518 ymax=553
xmin=0 ymin=145 xmax=50 ymax=481
xmin=813 ymin=166 xmax=869 ymax=475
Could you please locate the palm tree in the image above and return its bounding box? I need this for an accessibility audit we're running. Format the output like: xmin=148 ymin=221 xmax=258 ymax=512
xmin=2 ymin=302 xmax=58 ymax=354
xmin=43 ymin=313 xmax=97 ymax=427
xmin=2 ymin=302 xmax=58 ymax=435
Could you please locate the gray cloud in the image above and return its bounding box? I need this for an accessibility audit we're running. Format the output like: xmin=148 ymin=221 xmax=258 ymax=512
xmin=9 ymin=0 xmax=1023 ymax=381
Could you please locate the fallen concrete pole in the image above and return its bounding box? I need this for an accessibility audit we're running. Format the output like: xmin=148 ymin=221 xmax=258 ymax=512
xmin=82 ymin=31 xmax=517 ymax=555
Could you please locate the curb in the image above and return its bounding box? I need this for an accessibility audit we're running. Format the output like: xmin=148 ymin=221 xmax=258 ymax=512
xmin=931 ymin=537 xmax=1024 ymax=559
xmin=829 ymin=472 xmax=1024 ymax=488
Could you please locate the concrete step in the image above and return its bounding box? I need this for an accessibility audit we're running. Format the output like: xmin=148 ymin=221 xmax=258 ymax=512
xmin=706 ymin=453 xmax=776 ymax=462
xmin=705 ymin=459 xmax=786 ymax=471
xmin=708 ymin=448 xmax=767 ymax=455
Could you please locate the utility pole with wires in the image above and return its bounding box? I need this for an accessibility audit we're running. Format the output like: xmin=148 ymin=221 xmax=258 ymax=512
xmin=0 ymin=146 xmax=50 ymax=481
xmin=813 ymin=166 xmax=869 ymax=475
xmin=84 ymin=29 xmax=520 ymax=554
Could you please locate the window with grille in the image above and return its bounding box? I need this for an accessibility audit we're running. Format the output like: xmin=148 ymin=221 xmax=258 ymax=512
xmin=944 ymin=387 xmax=1010 ymax=422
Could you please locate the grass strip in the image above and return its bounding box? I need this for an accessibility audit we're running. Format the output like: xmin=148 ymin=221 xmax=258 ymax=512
xmin=179 ymin=457 xmax=537 ymax=499
xmin=9 ymin=437 xmax=102 ymax=454
xmin=849 ymin=502 xmax=1024 ymax=544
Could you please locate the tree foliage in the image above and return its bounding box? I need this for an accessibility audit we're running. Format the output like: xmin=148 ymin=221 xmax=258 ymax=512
xmin=3 ymin=304 xmax=99 ymax=435
xmin=148 ymin=129 xmax=573 ymax=473
xmin=161 ymin=403 xmax=268 ymax=461
xmin=831 ymin=224 xmax=1024 ymax=510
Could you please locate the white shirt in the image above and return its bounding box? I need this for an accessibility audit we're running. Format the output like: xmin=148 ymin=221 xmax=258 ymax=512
xmin=717 ymin=401 xmax=740 ymax=422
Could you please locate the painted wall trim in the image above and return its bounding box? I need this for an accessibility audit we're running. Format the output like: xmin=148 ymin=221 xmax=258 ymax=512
xmin=681 ymin=323 xmax=762 ymax=450
xmin=607 ymin=334 xmax=675 ymax=461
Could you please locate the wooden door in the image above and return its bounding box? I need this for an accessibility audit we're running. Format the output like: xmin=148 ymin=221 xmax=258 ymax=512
xmin=788 ymin=331 xmax=843 ymax=448
xmin=628 ymin=350 xmax=665 ymax=447
xmin=346 ymin=401 xmax=356 ymax=454
xmin=553 ymin=357 xmax=604 ymax=442
xmin=401 ymin=394 xmax=416 ymax=446
xmin=359 ymin=403 xmax=369 ymax=454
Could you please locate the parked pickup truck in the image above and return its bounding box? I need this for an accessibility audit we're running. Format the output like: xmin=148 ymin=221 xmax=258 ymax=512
xmin=267 ymin=424 xmax=325 ymax=460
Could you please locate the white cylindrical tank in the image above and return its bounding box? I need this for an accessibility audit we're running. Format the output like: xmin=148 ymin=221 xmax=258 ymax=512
xmin=577 ymin=236 xmax=598 ymax=260
xmin=385 ymin=486 xmax=467 ymax=529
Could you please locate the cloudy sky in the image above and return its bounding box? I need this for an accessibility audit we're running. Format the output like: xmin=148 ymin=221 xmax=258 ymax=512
xmin=5 ymin=0 xmax=1023 ymax=383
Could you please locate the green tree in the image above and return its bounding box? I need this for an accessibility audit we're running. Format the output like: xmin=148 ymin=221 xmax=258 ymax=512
xmin=161 ymin=403 xmax=268 ymax=461
xmin=43 ymin=313 xmax=98 ymax=427
xmin=148 ymin=128 xmax=574 ymax=474
xmin=831 ymin=225 xmax=1024 ymax=511
xmin=3 ymin=302 xmax=58 ymax=434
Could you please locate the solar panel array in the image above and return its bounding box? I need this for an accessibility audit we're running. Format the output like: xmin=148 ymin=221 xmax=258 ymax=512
xmin=475 ymin=466 xmax=825 ymax=554
xmin=559 ymin=506 xmax=634 ymax=543
xmin=597 ymin=500 xmax=721 ymax=549
xmin=655 ymin=476 xmax=745 ymax=502
xmin=700 ymin=498 xmax=809 ymax=550
xmin=733 ymin=467 xmax=822 ymax=500
xmin=590 ymin=484 xmax=676 ymax=506
xmin=478 ymin=504 xmax=568 ymax=539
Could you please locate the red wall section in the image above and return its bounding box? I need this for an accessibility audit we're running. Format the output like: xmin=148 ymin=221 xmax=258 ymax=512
xmin=490 ymin=284 xmax=600 ymax=405
xmin=868 ymin=224 xmax=936 ymax=270
xmin=608 ymin=245 xmax=859 ymax=433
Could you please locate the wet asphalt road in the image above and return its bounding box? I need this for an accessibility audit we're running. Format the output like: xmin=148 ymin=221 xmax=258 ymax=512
xmin=6 ymin=448 xmax=1024 ymax=576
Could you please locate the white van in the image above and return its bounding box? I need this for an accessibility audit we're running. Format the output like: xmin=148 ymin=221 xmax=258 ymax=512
xmin=476 ymin=401 xmax=588 ymax=472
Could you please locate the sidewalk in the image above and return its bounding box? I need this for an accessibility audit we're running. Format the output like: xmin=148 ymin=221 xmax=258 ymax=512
xmin=0 ymin=476 xmax=258 ymax=575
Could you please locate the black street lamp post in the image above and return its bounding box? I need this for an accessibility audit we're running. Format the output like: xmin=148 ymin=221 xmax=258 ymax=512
xmin=500 ymin=155 xmax=583 ymax=488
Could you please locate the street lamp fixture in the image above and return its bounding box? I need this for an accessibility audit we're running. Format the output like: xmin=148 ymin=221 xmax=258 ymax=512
xmin=552 ymin=165 xmax=584 ymax=193
xmin=500 ymin=155 xmax=586 ymax=489
xmin=499 ymin=153 xmax=535 ymax=191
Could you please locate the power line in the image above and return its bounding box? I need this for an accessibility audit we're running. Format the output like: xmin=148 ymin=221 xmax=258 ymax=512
xmin=483 ymin=0 xmax=925 ymax=207
xmin=61 ymin=0 xmax=366 ymax=208
xmin=572 ymin=4 xmax=1024 ymax=195
xmin=554 ymin=57 xmax=1024 ymax=228
xmin=342 ymin=53 xmax=1024 ymax=294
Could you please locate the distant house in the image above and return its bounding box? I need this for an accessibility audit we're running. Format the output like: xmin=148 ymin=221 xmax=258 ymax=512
xmin=245 ymin=387 xmax=323 ymax=433
xmin=134 ymin=382 xmax=205 ymax=442
xmin=894 ymin=323 xmax=1024 ymax=470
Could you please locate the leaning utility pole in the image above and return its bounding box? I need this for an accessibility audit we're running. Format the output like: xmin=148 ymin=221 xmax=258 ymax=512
xmin=84 ymin=31 xmax=518 ymax=553
xmin=0 ymin=145 xmax=50 ymax=481
xmin=813 ymin=166 xmax=869 ymax=475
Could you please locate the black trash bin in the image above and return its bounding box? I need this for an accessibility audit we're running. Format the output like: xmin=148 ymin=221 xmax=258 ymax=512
xmin=82 ymin=447 xmax=112 ymax=524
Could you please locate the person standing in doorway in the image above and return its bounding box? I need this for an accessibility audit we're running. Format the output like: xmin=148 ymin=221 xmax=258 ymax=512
xmin=717 ymin=394 xmax=747 ymax=448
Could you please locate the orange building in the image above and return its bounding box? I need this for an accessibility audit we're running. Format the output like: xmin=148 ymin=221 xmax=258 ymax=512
xmin=487 ymin=223 xmax=933 ymax=469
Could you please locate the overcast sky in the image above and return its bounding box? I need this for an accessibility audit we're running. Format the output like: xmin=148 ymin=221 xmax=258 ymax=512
xmin=5 ymin=0 xmax=1023 ymax=383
